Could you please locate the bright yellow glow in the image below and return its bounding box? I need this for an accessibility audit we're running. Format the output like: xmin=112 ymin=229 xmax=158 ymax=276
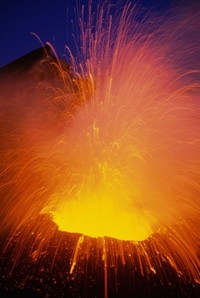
xmin=53 ymin=198 xmax=152 ymax=241
xmin=45 ymin=162 xmax=154 ymax=241
xmin=52 ymin=175 xmax=153 ymax=241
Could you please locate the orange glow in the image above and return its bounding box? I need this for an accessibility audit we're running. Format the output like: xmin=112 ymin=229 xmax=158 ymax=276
xmin=0 ymin=2 xmax=200 ymax=297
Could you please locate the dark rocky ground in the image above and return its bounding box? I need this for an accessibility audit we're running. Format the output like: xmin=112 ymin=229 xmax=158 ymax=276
xmin=0 ymin=219 xmax=199 ymax=298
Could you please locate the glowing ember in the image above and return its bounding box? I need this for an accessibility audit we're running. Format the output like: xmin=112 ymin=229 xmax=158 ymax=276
xmin=0 ymin=2 xmax=200 ymax=297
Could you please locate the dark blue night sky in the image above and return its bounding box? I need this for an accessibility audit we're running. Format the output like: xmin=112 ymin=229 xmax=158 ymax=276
xmin=0 ymin=0 xmax=197 ymax=67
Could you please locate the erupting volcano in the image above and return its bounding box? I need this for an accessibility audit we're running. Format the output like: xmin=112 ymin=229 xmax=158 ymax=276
xmin=0 ymin=1 xmax=200 ymax=297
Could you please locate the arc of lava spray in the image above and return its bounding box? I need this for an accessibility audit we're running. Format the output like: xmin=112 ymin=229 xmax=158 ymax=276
xmin=0 ymin=1 xmax=200 ymax=297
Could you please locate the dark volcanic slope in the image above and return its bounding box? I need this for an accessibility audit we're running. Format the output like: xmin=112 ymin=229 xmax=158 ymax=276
xmin=0 ymin=45 xmax=71 ymax=95
xmin=0 ymin=46 xmax=52 ymax=78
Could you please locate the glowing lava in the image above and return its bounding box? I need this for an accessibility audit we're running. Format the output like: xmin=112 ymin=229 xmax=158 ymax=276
xmin=41 ymin=5 xmax=200 ymax=244
xmin=51 ymin=162 xmax=154 ymax=240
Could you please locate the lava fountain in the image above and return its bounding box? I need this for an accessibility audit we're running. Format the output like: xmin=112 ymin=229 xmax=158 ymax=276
xmin=0 ymin=2 xmax=200 ymax=297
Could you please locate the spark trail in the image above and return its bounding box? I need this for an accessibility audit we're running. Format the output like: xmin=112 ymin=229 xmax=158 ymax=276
xmin=0 ymin=2 xmax=200 ymax=297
